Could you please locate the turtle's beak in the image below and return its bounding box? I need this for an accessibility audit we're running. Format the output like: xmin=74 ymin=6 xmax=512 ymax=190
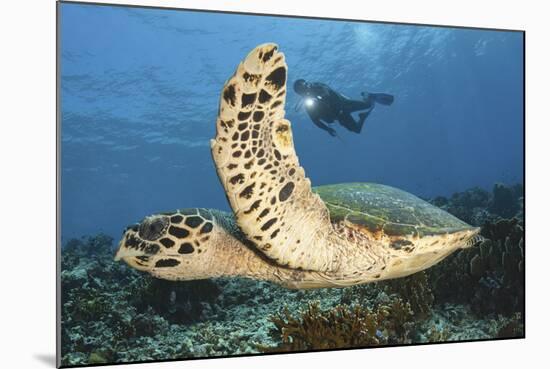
xmin=113 ymin=233 xmax=156 ymax=273
xmin=462 ymin=228 xmax=484 ymax=249
xmin=114 ymin=230 xmax=146 ymax=261
xmin=114 ymin=242 xmax=143 ymax=261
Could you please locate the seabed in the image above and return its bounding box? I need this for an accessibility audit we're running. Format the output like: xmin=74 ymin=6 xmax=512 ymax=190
xmin=60 ymin=183 xmax=524 ymax=366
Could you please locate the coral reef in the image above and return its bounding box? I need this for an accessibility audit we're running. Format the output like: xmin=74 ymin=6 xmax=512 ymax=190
xmin=60 ymin=234 xmax=224 ymax=365
xmin=427 ymin=183 xmax=524 ymax=320
xmin=133 ymin=277 xmax=222 ymax=323
xmin=431 ymin=187 xmax=489 ymax=225
xmin=488 ymin=183 xmax=523 ymax=219
xmin=382 ymin=271 xmax=434 ymax=319
xmin=60 ymin=183 xmax=525 ymax=366
xmin=425 ymin=324 xmax=451 ymax=343
xmin=416 ymin=303 xmax=523 ymax=343
xmin=431 ymin=183 xmax=523 ymax=226
xmin=264 ymin=298 xmax=413 ymax=352
xmin=428 ymin=217 xmax=524 ymax=316
xmin=495 ymin=313 xmax=524 ymax=339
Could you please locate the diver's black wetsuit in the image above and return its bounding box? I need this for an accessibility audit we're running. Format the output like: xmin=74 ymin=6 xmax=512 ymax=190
xmin=294 ymin=80 xmax=394 ymax=136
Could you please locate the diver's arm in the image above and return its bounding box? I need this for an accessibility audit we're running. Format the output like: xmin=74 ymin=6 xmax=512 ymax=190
xmin=309 ymin=114 xmax=337 ymax=137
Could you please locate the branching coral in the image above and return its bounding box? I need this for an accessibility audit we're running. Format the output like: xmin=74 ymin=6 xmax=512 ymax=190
xmin=266 ymin=302 xmax=385 ymax=351
xmin=382 ymin=298 xmax=416 ymax=343
xmin=264 ymin=297 xmax=414 ymax=352
xmin=428 ymin=217 xmax=524 ymax=316
xmin=382 ymin=271 xmax=434 ymax=320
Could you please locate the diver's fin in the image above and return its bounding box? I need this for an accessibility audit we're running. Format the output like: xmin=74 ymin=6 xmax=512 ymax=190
xmin=363 ymin=92 xmax=394 ymax=106
xmin=371 ymin=93 xmax=394 ymax=105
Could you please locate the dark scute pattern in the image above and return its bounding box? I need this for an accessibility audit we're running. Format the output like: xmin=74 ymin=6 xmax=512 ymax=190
xmin=259 ymin=89 xmax=272 ymax=103
xmin=253 ymin=111 xmax=265 ymax=122
xmin=241 ymin=93 xmax=257 ymax=108
xmin=270 ymin=229 xmax=280 ymax=239
xmin=266 ymin=67 xmax=286 ymax=90
xmin=278 ymin=181 xmax=295 ymax=202
xmin=178 ymin=243 xmax=195 ymax=254
xmin=223 ymin=84 xmax=236 ymax=106
xmin=240 ymin=183 xmax=255 ymax=199
xmin=185 ymin=216 xmax=204 ymax=228
xmin=168 ymin=226 xmax=190 ymax=239
xmin=155 ymin=259 xmax=180 ymax=268
xmin=170 ymin=215 xmax=183 ymax=223
xmin=261 ymin=217 xmax=277 ymax=231
xmin=126 ymin=235 xmax=139 ymax=249
xmin=144 ymin=244 xmax=160 ymax=255
xmin=271 ymin=100 xmax=282 ymax=109
xmin=238 ymin=111 xmax=252 ymax=120
xmin=259 ymin=208 xmax=270 ymax=218
xmin=180 ymin=208 xmax=197 ymax=216
xmin=244 ymin=199 xmax=262 ymax=214
xmin=230 ymin=173 xmax=245 ymax=185
xmin=262 ymin=46 xmax=276 ymax=62
xmin=159 ymin=238 xmax=175 ymax=248
xmin=200 ymin=222 xmax=213 ymax=234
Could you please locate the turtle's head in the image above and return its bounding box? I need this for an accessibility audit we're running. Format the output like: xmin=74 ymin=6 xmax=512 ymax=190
xmin=114 ymin=215 xmax=168 ymax=270
xmin=114 ymin=208 xmax=221 ymax=278
xmin=114 ymin=208 xmax=275 ymax=282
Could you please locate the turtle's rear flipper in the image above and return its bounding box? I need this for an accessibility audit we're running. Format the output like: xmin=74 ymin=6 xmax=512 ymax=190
xmin=211 ymin=43 xmax=338 ymax=273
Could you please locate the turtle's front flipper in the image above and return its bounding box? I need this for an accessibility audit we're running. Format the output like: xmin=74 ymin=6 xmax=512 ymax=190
xmin=211 ymin=43 xmax=338 ymax=273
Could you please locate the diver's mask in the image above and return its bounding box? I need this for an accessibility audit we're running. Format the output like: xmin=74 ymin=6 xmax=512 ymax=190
xmin=293 ymin=79 xmax=309 ymax=95
xmin=293 ymin=79 xmax=318 ymax=111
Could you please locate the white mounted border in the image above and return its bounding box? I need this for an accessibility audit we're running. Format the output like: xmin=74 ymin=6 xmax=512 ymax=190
xmin=1 ymin=1 xmax=548 ymax=369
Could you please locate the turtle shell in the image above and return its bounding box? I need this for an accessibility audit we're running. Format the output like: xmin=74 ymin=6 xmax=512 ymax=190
xmin=313 ymin=182 xmax=475 ymax=238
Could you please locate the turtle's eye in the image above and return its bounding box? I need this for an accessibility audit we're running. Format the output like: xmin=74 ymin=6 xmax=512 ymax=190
xmin=138 ymin=216 xmax=169 ymax=241
xmin=123 ymin=224 xmax=139 ymax=234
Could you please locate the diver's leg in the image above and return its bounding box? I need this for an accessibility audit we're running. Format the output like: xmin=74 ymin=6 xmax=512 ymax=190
xmin=342 ymin=98 xmax=372 ymax=114
xmin=358 ymin=107 xmax=374 ymax=126
xmin=338 ymin=113 xmax=363 ymax=133
xmin=360 ymin=92 xmax=375 ymax=105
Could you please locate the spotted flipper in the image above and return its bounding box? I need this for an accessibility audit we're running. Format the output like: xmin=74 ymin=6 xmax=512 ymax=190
xmin=210 ymin=43 xmax=337 ymax=272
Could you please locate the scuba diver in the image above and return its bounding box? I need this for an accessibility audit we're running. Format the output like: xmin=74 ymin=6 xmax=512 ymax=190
xmin=293 ymin=79 xmax=394 ymax=137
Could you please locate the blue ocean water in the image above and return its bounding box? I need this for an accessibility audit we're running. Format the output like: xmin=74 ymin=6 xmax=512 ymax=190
xmin=60 ymin=3 xmax=524 ymax=243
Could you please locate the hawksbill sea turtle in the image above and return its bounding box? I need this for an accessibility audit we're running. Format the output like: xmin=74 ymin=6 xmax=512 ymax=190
xmin=114 ymin=43 xmax=481 ymax=289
